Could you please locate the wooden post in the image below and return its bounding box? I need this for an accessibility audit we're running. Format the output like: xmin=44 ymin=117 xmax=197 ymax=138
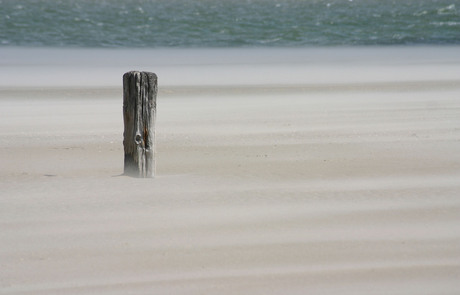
xmin=123 ymin=71 xmax=157 ymax=178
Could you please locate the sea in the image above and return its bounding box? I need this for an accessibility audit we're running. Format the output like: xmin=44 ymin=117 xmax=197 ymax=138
xmin=1 ymin=0 xmax=459 ymax=48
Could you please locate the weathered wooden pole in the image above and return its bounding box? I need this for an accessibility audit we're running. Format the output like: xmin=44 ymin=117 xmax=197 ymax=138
xmin=123 ymin=71 xmax=157 ymax=178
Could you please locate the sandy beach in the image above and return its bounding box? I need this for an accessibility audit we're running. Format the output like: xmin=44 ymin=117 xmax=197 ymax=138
xmin=1 ymin=47 xmax=460 ymax=294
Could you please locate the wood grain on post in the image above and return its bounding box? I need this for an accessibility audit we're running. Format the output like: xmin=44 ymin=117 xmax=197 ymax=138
xmin=123 ymin=71 xmax=157 ymax=178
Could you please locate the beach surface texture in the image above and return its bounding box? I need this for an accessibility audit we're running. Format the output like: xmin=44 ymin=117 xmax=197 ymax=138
xmin=1 ymin=47 xmax=460 ymax=294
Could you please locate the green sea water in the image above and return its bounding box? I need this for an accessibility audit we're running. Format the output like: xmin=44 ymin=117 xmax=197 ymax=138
xmin=1 ymin=0 xmax=459 ymax=47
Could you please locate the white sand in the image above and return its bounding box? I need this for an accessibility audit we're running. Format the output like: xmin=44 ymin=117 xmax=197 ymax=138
xmin=1 ymin=47 xmax=460 ymax=294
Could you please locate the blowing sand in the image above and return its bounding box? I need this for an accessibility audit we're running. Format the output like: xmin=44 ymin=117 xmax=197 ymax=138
xmin=1 ymin=47 xmax=460 ymax=294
